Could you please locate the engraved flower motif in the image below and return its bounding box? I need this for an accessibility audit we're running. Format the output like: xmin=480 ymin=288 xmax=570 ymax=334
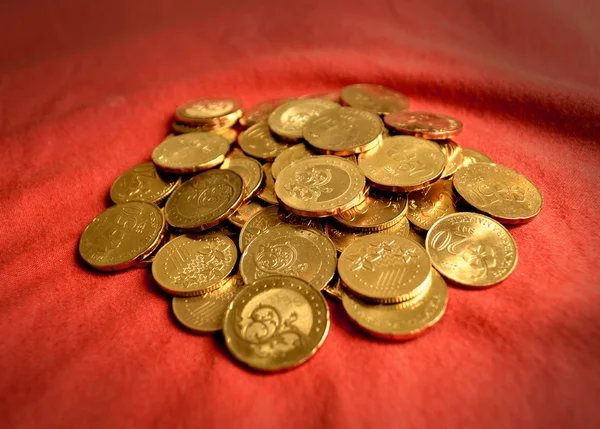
xmin=462 ymin=244 xmax=497 ymax=278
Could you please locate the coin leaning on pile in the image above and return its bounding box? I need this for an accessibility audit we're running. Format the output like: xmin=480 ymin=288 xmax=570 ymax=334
xmin=78 ymin=83 xmax=543 ymax=372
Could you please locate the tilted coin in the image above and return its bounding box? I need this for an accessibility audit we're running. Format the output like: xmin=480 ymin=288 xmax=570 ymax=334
xmin=152 ymin=233 xmax=238 ymax=296
xmin=109 ymin=162 xmax=180 ymax=205
xmin=171 ymin=120 xmax=238 ymax=134
xmin=407 ymin=179 xmax=458 ymax=231
xmin=358 ymin=136 xmax=446 ymax=192
xmin=303 ymin=107 xmax=384 ymax=155
xmin=453 ymin=163 xmax=543 ymax=223
xmin=134 ymin=228 xmax=171 ymax=268
xmin=426 ymin=212 xmax=518 ymax=287
xmin=342 ymin=268 xmax=447 ymax=340
xmin=220 ymin=156 xmax=264 ymax=202
xmin=333 ymin=188 xmax=408 ymax=231
xmin=79 ymin=202 xmax=165 ymax=271
xmin=322 ymin=274 xmax=343 ymax=300
xmin=239 ymin=205 xmax=322 ymax=252
xmin=338 ymin=234 xmax=431 ymax=303
xmin=438 ymin=140 xmax=464 ymax=178
xmin=275 ymin=155 xmax=366 ymax=217
xmin=271 ymin=143 xmax=314 ymax=180
xmin=324 ymin=217 xmax=410 ymax=253
xmin=268 ymin=98 xmax=339 ymax=141
xmin=172 ymin=274 xmax=245 ymax=333
xmin=384 ymin=111 xmax=463 ymax=140
xmin=152 ymin=133 xmax=230 ymax=174
xmin=223 ymin=276 xmax=330 ymax=372
xmin=460 ymin=148 xmax=494 ymax=167
xmin=174 ymin=97 xmax=242 ymax=126
xmin=340 ymin=83 xmax=409 ymax=114
xmin=239 ymin=97 xmax=295 ymax=128
xmin=213 ymin=128 xmax=239 ymax=144
xmin=229 ymin=200 xmax=270 ymax=228
xmin=240 ymin=225 xmax=337 ymax=290
xmin=165 ymin=169 xmax=244 ymax=232
xmin=238 ymin=122 xmax=294 ymax=161
xmin=257 ymin=163 xmax=278 ymax=205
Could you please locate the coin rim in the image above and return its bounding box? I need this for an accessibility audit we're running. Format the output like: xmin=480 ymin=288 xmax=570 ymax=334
xmin=383 ymin=111 xmax=463 ymax=140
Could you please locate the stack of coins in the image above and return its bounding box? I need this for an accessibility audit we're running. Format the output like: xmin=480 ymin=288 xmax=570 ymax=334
xmin=79 ymin=84 xmax=543 ymax=372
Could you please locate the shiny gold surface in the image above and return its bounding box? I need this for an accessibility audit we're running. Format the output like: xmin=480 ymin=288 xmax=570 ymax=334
xmin=340 ymin=83 xmax=409 ymax=114
xmin=406 ymin=227 xmax=426 ymax=247
xmin=268 ymin=98 xmax=339 ymax=141
xmin=271 ymin=143 xmax=314 ymax=180
xmin=384 ymin=111 xmax=462 ymax=140
xmin=175 ymin=97 xmax=242 ymax=126
xmin=110 ymin=162 xmax=180 ymax=205
xmin=239 ymin=97 xmax=295 ymax=128
xmin=324 ymin=217 xmax=410 ymax=253
xmin=228 ymin=200 xmax=270 ymax=228
xmin=407 ymin=179 xmax=458 ymax=231
xmin=152 ymin=133 xmax=230 ymax=174
xmin=257 ymin=163 xmax=278 ymax=205
xmin=238 ymin=122 xmax=294 ymax=161
xmin=301 ymin=91 xmax=341 ymax=102
xmin=220 ymin=156 xmax=264 ymax=202
xmin=322 ymin=274 xmax=343 ymax=300
xmin=171 ymin=119 xmax=238 ymax=134
xmin=438 ymin=140 xmax=464 ymax=178
xmin=333 ymin=188 xmax=408 ymax=231
xmin=461 ymin=148 xmax=494 ymax=167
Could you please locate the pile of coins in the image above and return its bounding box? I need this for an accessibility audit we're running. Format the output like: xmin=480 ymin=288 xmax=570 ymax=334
xmin=79 ymin=83 xmax=543 ymax=372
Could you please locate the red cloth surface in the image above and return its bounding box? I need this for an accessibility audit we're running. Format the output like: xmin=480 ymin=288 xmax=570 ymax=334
xmin=1 ymin=1 xmax=600 ymax=428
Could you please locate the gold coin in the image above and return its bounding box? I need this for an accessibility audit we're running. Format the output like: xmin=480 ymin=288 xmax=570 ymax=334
xmin=110 ymin=162 xmax=180 ymax=205
xmin=152 ymin=133 xmax=230 ymax=174
xmin=172 ymin=274 xmax=245 ymax=333
xmin=426 ymin=212 xmax=518 ymax=287
xmin=406 ymin=227 xmax=426 ymax=247
xmin=358 ymin=136 xmax=446 ymax=192
xmin=240 ymin=224 xmax=336 ymax=290
xmin=238 ymin=122 xmax=294 ymax=161
xmin=171 ymin=120 xmax=237 ymax=134
xmin=152 ymin=233 xmax=238 ymax=296
xmin=239 ymin=205 xmax=323 ymax=252
xmin=301 ymin=91 xmax=341 ymax=102
xmin=340 ymin=83 xmax=409 ymax=114
xmin=338 ymin=234 xmax=431 ymax=303
xmin=225 ymin=146 xmax=248 ymax=160
xmin=324 ymin=217 xmax=410 ymax=253
xmin=223 ymin=275 xmax=329 ymax=372
xmin=79 ymin=202 xmax=165 ymax=271
xmin=228 ymin=200 xmax=270 ymax=228
xmin=257 ymin=163 xmax=278 ymax=205
xmin=275 ymin=155 xmax=366 ymax=217
xmin=239 ymin=97 xmax=295 ymax=128
xmin=165 ymin=169 xmax=244 ymax=232
xmin=133 ymin=228 xmax=171 ymax=268
xmin=303 ymin=107 xmax=383 ymax=155
xmin=214 ymin=127 xmax=239 ymax=144
xmin=271 ymin=143 xmax=314 ymax=180
xmin=438 ymin=140 xmax=464 ymax=178
xmin=174 ymin=97 xmax=242 ymax=126
xmin=268 ymin=98 xmax=339 ymax=141
xmin=383 ymin=111 xmax=462 ymax=140
xmin=343 ymin=154 xmax=358 ymax=164
xmin=461 ymin=148 xmax=494 ymax=167
xmin=407 ymin=179 xmax=458 ymax=231
xmin=453 ymin=163 xmax=543 ymax=223
xmin=333 ymin=188 xmax=408 ymax=231
xmin=220 ymin=156 xmax=264 ymax=202
xmin=322 ymin=274 xmax=343 ymax=300
xmin=341 ymin=268 xmax=447 ymax=340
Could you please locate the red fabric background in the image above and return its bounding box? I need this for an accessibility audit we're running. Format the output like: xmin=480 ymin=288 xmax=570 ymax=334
xmin=1 ymin=1 xmax=599 ymax=428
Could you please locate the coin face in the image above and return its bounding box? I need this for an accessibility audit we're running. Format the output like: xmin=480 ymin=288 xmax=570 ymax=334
xmin=340 ymin=83 xmax=409 ymax=114
xmin=333 ymin=188 xmax=408 ymax=231
xmin=238 ymin=122 xmax=294 ymax=161
xmin=152 ymin=133 xmax=230 ymax=174
xmin=110 ymin=162 xmax=180 ymax=205
xmin=240 ymin=225 xmax=337 ymax=290
xmin=239 ymin=97 xmax=295 ymax=128
xmin=384 ymin=111 xmax=463 ymax=140
xmin=324 ymin=217 xmax=410 ymax=253
xmin=175 ymin=97 xmax=242 ymax=125
xmin=165 ymin=169 xmax=244 ymax=231
xmin=239 ymin=205 xmax=322 ymax=252
xmin=223 ymin=276 xmax=330 ymax=372
xmin=303 ymin=107 xmax=384 ymax=155
xmin=338 ymin=234 xmax=431 ymax=303
xmin=275 ymin=155 xmax=366 ymax=217
xmin=461 ymin=148 xmax=494 ymax=167
xmin=358 ymin=136 xmax=446 ymax=192
xmin=152 ymin=234 xmax=238 ymax=296
xmin=438 ymin=140 xmax=464 ymax=178
xmin=268 ymin=98 xmax=339 ymax=141
xmin=407 ymin=179 xmax=458 ymax=231
xmin=172 ymin=274 xmax=245 ymax=333
xmin=453 ymin=163 xmax=543 ymax=223
xmin=79 ymin=202 xmax=165 ymax=271
xmin=257 ymin=163 xmax=278 ymax=205
xmin=342 ymin=269 xmax=447 ymax=340
xmin=228 ymin=200 xmax=270 ymax=228
xmin=271 ymin=144 xmax=314 ymax=180
xmin=220 ymin=156 xmax=264 ymax=202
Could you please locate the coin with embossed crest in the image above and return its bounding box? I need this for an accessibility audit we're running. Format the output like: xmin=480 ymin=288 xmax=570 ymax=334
xmin=333 ymin=188 xmax=408 ymax=231
xmin=453 ymin=163 xmax=543 ymax=223
xmin=384 ymin=111 xmax=463 ymax=140
xmin=228 ymin=200 xmax=270 ymax=228
xmin=257 ymin=163 xmax=278 ymax=205
xmin=240 ymin=225 xmax=336 ymax=290
xmin=172 ymin=274 xmax=245 ymax=333
xmin=340 ymin=84 xmax=409 ymax=115
xmin=271 ymin=144 xmax=315 ymax=180
xmin=303 ymin=107 xmax=384 ymax=155
xmin=239 ymin=97 xmax=295 ymax=128
xmin=175 ymin=97 xmax=242 ymax=126
xmin=152 ymin=233 xmax=238 ymax=296
xmin=268 ymin=98 xmax=339 ymax=142
xmin=220 ymin=156 xmax=264 ymax=202
xmin=324 ymin=217 xmax=410 ymax=253
xmin=275 ymin=155 xmax=366 ymax=217
xmin=342 ymin=268 xmax=447 ymax=340
xmin=223 ymin=275 xmax=330 ymax=372
xmin=79 ymin=202 xmax=166 ymax=271
xmin=338 ymin=234 xmax=432 ymax=304
xmin=438 ymin=140 xmax=464 ymax=178
xmin=426 ymin=213 xmax=518 ymax=287
xmin=358 ymin=136 xmax=446 ymax=192
xmin=165 ymin=169 xmax=244 ymax=232
xmin=460 ymin=148 xmax=494 ymax=167
xmin=152 ymin=133 xmax=230 ymax=174
xmin=238 ymin=122 xmax=294 ymax=161
xmin=407 ymin=179 xmax=458 ymax=231
xmin=110 ymin=162 xmax=181 ymax=205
